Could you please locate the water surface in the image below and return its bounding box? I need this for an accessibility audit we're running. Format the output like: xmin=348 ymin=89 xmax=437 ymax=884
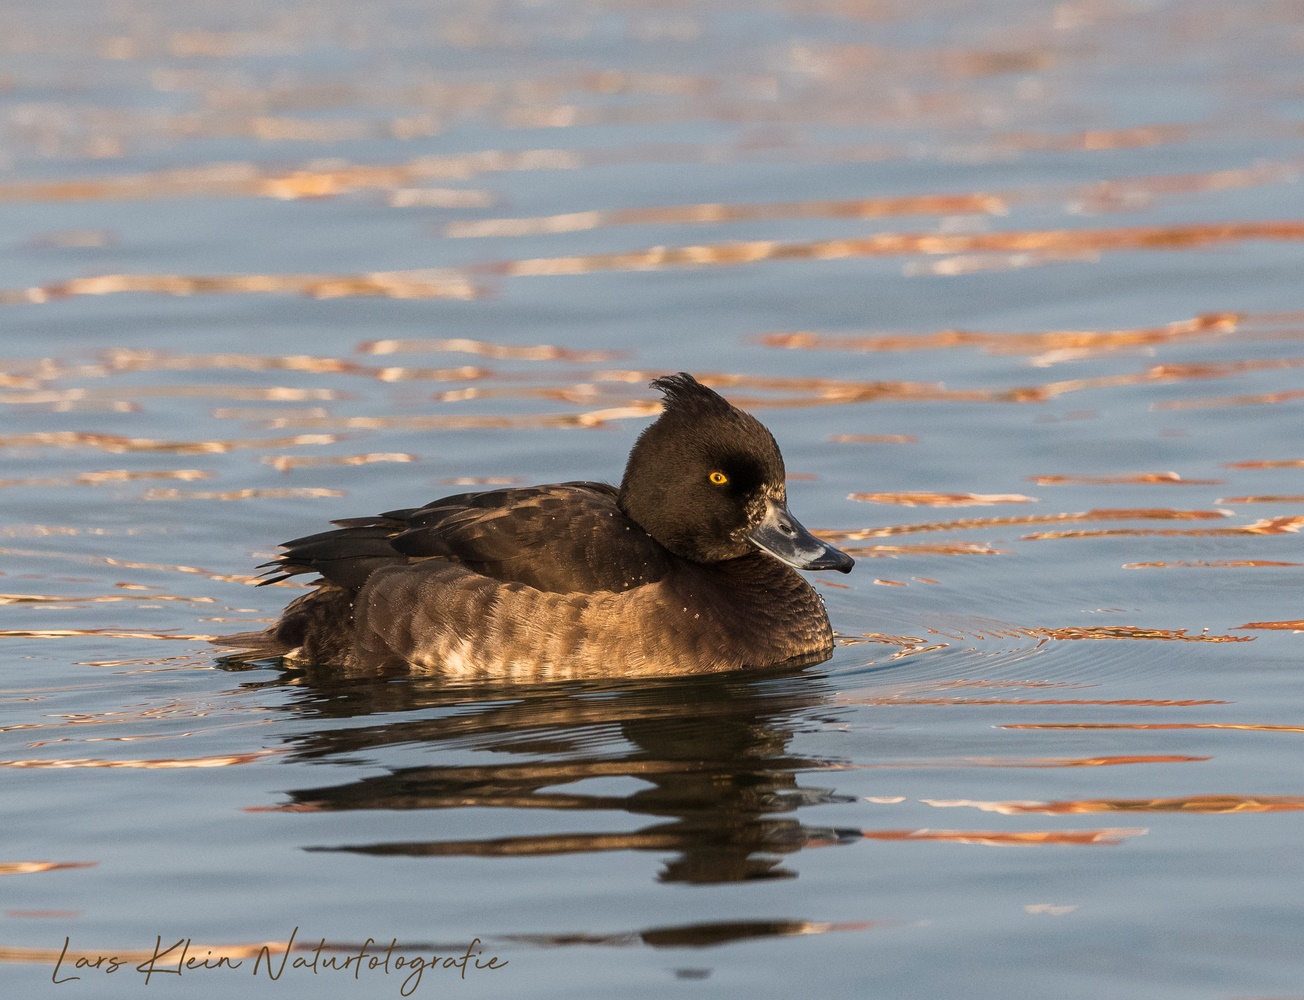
xmin=3 ymin=1 xmax=1304 ymax=997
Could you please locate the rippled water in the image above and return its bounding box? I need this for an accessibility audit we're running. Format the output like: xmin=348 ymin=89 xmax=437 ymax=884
xmin=4 ymin=1 xmax=1304 ymax=997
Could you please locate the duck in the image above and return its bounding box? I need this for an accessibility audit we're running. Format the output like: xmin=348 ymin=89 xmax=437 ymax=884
xmin=218 ymin=373 xmax=854 ymax=680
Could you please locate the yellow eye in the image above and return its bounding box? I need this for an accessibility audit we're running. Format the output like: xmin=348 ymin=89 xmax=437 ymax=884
xmin=709 ymin=471 xmax=728 ymax=485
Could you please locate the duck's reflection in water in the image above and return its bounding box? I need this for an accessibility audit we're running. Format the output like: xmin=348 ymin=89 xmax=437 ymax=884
xmin=240 ymin=663 xmax=860 ymax=886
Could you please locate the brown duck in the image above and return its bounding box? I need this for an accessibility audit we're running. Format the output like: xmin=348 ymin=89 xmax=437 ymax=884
xmin=218 ymin=373 xmax=854 ymax=680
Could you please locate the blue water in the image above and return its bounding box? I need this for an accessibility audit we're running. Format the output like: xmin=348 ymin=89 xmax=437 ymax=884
xmin=3 ymin=1 xmax=1304 ymax=996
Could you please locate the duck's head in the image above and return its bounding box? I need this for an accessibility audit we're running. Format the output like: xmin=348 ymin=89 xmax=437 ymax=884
xmin=618 ymin=372 xmax=855 ymax=573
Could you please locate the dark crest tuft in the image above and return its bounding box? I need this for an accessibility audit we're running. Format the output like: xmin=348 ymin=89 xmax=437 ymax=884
xmin=650 ymin=372 xmax=732 ymax=415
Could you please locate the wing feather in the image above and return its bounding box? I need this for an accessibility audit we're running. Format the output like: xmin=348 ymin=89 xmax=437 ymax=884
xmin=259 ymin=482 xmax=671 ymax=595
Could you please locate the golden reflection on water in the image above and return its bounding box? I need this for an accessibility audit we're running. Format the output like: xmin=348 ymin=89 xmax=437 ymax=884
xmin=445 ymin=192 xmax=1008 ymax=238
xmin=0 ymin=629 xmax=218 ymax=641
xmin=0 ymin=543 xmax=290 ymax=585
xmin=262 ymin=453 xmax=414 ymax=473
xmin=1124 ymin=560 xmax=1302 ymax=569
xmin=0 ymin=861 xmax=96 ymax=876
xmin=763 ymin=312 xmax=1240 ymax=362
xmin=956 ymin=755 xmax=1208 ymax=767
xmin=356 ymin=338 xmax=623 ymax=361
xmin=858 ymin=828 xmax=1146 ymax=847
xmin=0 ymin=431 xmax=342 ymax=454
xmin=0 ymin=592 xmax=214 ymax=606
xmin=842 ymin=542 xmax=1011 ymax=557
xmin=1238 ymin=620 xmax=1304 ymax=631
xmin=928 ymin=795 xmax=1304 ymax=815
xmin=1023 ymin=516 xmax=1304 ymax=540
xmin=836 ymin=618 xmax=1255 ymax=664
xmin=140 ymin=487 xmax=346 ymax=501
xmin=1226 ymin=459 xmax=1304 ymax=469
xmin=5 ymin=227 xmax=1301 ymax=308
xmin=824 ymin=508 xmax=1228 ymax=540
xmin=1004 ymin=723 xmax=1304 ymax=733
xmin=101 ymin=349 xmax=365 ymax=375
xmin=0 ymin=469 xmax=211 ymax=489
xmin=1031 ymin=472 xmax=1224 ymax=486
xmin=0 ymin=154 xmax=579 ymax=202
xmin=1031 ymin=627 xmax=1250 ymax=643
xmin=856 ymin=697 xmax=1230 ymax=706
xmin=848 ymin=492 xmax=1037 ymax=507
xmin=829 ymin=434 xmax=919 ymax=444
xmin=1 ymin=385 xmax=347 ymax=404
xmin=2 ymin=269 xmax=478 ymax=305
xmin=1153 ymin=388 xmax=1304 ymax=410
xmin=1220 ymin=495 xmax=1304 ymax=504
xmin=491 ymin=223 xmax=1304 ymax=278
xmin=0 ymin=751 xmax=278 ymax=768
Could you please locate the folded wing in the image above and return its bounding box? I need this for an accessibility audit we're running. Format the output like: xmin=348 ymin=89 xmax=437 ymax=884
xmin=260 ymin=482 xmax=673 ymax=595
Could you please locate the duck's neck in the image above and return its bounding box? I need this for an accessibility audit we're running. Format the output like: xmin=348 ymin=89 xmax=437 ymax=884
xmin=696 ymin=552 xmax=834 ymax=667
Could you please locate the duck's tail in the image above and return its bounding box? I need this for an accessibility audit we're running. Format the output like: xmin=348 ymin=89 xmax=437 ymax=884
xmin=215 ymin=511 xmax=419 ymax=665
xmin=210 ymin=629 xmax=292 ymax=663
xmin=256 ymin=516 xmax=411 ymax=590
xmin=212 ymin=585 xmax=357 ymax=664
